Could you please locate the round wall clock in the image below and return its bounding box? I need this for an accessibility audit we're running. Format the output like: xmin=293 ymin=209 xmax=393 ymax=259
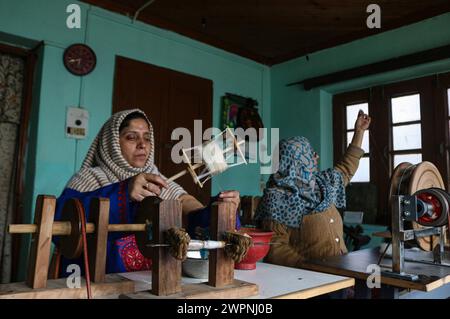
xmin=63 ymin=43 xmax=97 ymax=76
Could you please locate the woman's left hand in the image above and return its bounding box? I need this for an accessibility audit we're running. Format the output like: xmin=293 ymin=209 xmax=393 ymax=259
xmin=218 ymin=190 xmax=240 ymax=210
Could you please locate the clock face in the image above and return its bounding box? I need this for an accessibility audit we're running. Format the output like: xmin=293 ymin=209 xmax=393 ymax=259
xmin=63 ymin=44 xmax=96 ymax=76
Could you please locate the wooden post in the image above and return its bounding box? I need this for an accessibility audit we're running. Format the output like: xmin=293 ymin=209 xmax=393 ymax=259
xmin=26 ymin=195 xmax=56 ymax=289
xmin=150 ymin=198 xmax=182 ymax=296
xmin=208 ymin=202 xmax=235 ymax=287
xmin=88 ymin=197 xmax=110 ymax=283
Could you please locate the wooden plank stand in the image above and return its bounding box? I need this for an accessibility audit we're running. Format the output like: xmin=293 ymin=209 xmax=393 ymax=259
xmin=122 ymin=199 xmax=259 ymax=299
xmin=0 ymin=195 xmax=134 ymax=299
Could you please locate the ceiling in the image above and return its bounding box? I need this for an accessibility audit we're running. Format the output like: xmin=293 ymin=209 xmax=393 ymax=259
xmin=80 ymin=0 xmax=450 ymax=65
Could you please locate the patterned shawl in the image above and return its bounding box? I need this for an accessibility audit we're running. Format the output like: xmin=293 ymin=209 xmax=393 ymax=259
xmin=67 ymin=108 xmax=186 ymax=200
xmin=254 ymin=136 xmax=346 ymax=228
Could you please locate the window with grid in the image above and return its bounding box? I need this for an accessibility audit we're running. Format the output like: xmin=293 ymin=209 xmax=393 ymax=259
xmin=390 ymin=94 xmax=423 ymax=167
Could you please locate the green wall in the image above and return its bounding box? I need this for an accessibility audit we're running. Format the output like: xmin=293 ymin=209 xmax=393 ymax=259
xmin=0 ymin=0 xmax=270 ymax=279
xmin=271 ymin=12 xmax=450 ymax=170
xmin=0 ymin=0 xmax=272 ymax=200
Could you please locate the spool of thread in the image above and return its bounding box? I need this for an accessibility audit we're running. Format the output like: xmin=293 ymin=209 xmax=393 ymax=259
xmin=202 ymin=141 xmax=228 ymax=175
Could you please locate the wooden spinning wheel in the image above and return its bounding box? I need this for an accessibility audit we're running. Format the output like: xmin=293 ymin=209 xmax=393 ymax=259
xmin=59 ymin=198 xmax=85 ymax=259
xmin=388 ymin=161 xmax=448 ymax=251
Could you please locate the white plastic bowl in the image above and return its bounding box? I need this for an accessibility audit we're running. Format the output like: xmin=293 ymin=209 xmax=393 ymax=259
xmin=182 ymin=258 xmax=209 ymax=279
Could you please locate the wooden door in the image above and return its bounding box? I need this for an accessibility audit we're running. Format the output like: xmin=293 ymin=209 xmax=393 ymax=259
xmin=113 ymin=56 xmax=212 ymax=205
xmin=0 ymin=43 xmax=37 ymax=282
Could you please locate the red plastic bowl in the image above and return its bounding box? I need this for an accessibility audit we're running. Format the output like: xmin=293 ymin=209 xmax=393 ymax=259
xmin=235 ymin=227 xmax=274 ymax=270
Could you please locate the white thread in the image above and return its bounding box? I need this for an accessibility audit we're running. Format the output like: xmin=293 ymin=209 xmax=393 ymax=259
xmin=201 ymin=141 xmax=228 ymax=176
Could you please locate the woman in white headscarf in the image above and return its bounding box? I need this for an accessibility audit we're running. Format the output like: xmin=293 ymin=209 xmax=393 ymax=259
xmin=54 ymin=109 xmax=240 ymax=274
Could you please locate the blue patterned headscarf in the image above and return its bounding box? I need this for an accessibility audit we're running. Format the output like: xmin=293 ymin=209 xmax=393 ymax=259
xmin=254 ymin=136 xmax=346 ymax=228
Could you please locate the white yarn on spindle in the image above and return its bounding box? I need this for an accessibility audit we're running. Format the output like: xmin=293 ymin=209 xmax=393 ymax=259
xmin=201 ymin=141 xmax=228 ymax=176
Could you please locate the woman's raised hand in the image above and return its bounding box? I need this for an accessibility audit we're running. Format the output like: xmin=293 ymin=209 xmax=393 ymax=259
xmin=129 ymin=173 xmax=168 ymax=202
xmin=355 ymin=110 xmax=371 ymax=132
xmin=350 ymin=110 xmax=372 ymax=149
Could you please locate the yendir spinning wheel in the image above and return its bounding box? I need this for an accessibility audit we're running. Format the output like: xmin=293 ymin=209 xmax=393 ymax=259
xmin=388 ymin=161 xmax=449 ymax=251
xmin=6 ymin=196 xmax=256 ymax=298
xmin=167 ymin=128 xmax=247 ymax=188
xmin=59 ymin=198 xmax=86 ymax=259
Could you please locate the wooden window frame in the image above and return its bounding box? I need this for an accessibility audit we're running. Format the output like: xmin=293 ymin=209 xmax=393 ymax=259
xmin=382 ymin=77 xmax=436 ymax=174
xmin=436 ymin=73 xmax=450 ymax=189
xmin=333 ymin=89 xmax=370 ymax=166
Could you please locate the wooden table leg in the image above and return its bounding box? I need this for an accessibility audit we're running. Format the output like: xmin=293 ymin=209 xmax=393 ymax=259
xmin=354 ymin=279 xmax=372 ymax=299
xmin=380 ymin=284 xmax=400 ymax=299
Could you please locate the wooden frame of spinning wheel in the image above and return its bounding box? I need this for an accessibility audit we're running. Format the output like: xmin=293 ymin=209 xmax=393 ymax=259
xmin=0 ymin=195 xmax=135 ymax=299
xmin=2 ymin=196 xmax=258 ymax=299
xmin=180 ymin=127 xmax=247 ymax=189
xmin=123 ymin=198 xmax=258 ymax=299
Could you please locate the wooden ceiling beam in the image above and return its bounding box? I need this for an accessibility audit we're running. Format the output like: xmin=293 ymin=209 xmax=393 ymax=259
xmin=287 ymin=44 xmax=450 ymax=90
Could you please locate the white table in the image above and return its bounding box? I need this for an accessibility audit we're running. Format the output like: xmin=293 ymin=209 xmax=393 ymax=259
xmin=107 ymin=262 xmax=354 ymax=299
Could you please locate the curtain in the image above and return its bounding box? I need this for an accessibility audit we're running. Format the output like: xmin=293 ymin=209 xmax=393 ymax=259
xmin=0 ymin=52 xmax=24 ymax=283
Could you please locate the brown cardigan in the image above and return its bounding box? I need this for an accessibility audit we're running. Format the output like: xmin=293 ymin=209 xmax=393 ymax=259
xmin=261 ymin=144 xmax=365 ymax=268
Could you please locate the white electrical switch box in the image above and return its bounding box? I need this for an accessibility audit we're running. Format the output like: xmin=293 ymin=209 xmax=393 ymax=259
xmin=66 ymin=107 xmax=89 ymax=139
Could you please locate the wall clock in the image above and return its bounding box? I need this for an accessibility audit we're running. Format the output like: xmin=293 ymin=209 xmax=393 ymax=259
xmin=63 ymin=43 xmax=97 ymax=76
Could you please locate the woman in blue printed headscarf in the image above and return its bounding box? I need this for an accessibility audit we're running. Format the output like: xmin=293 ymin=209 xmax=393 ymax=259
xmin=254 ymin=110 xmax=371 ymax=267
